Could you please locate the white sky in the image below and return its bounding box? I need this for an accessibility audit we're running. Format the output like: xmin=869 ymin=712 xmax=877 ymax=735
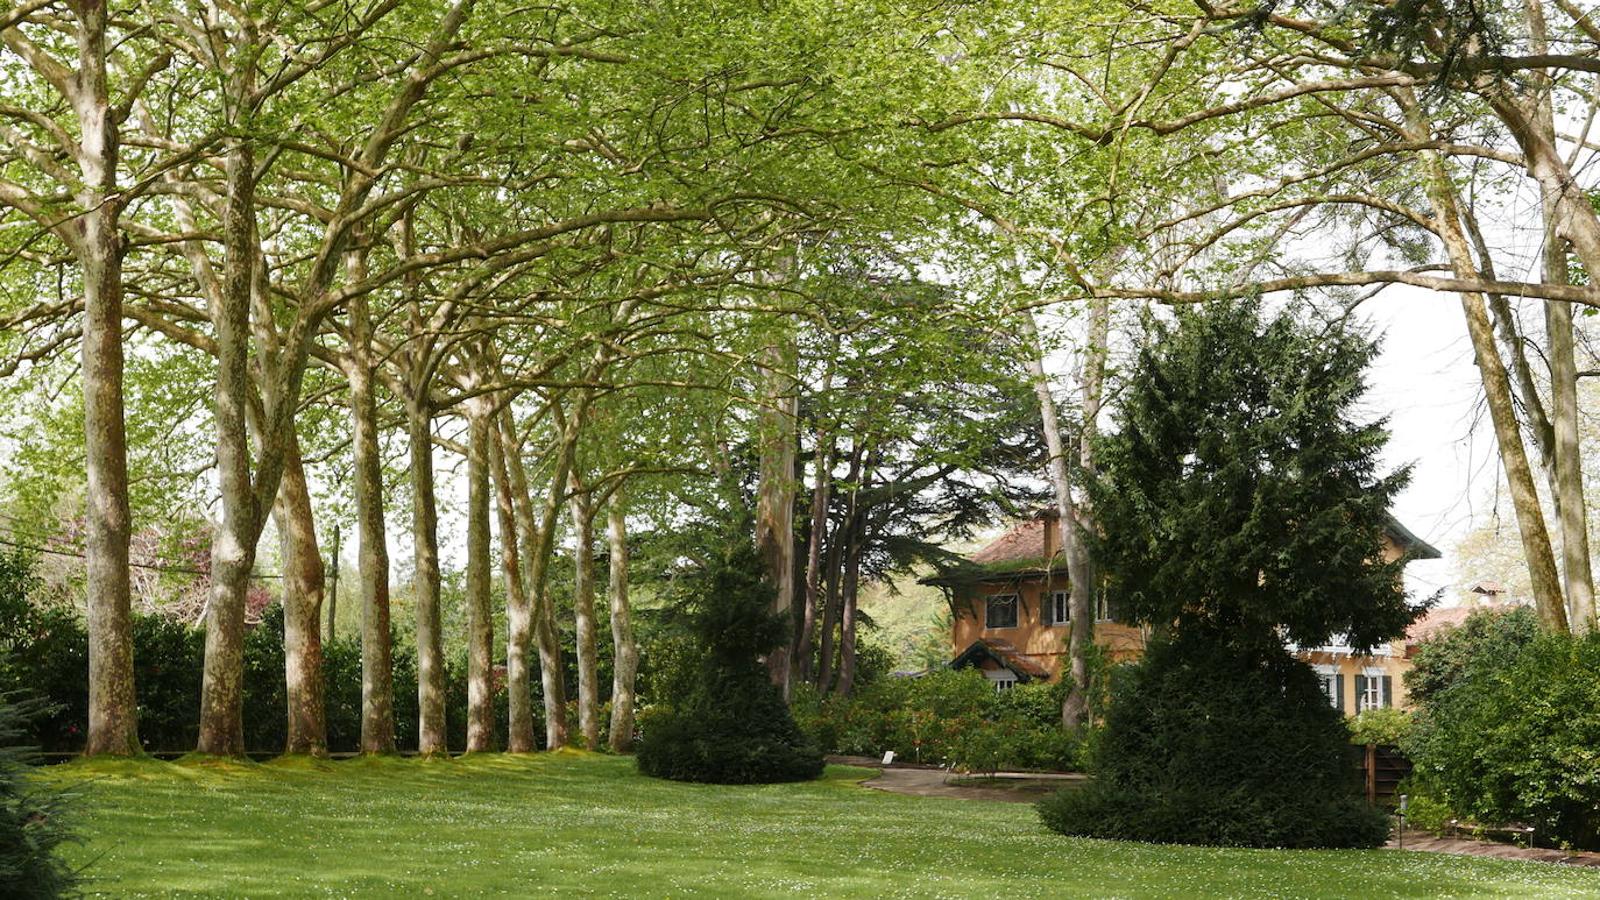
xmin=1359 ymin=286 xmax=1495 ymax=602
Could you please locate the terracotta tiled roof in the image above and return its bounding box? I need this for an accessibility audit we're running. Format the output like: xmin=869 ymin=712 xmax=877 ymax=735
xmin=950 ymin=637 xmax=1052 ymax=681
xmin=970 ymin=517 xmax=1050 ymax=565
xmin=1405 ymin=603 xmax=1513 ymax=645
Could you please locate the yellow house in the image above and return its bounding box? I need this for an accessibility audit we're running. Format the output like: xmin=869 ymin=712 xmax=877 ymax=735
xmin=927 ymin=509 xmax=1443 ymax=710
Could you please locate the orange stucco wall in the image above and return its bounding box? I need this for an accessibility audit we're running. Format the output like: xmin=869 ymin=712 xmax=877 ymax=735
xmin=950 ymin=574 xmax=1146 ymax=679
xmin=948 ymin=532 xmax=1421 ymax=698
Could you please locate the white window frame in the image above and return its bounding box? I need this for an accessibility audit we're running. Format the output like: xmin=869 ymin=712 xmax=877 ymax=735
xmin=983 ymin=668 xmax=1019 ymax=691
xmin=1047 ymin=590 xmax=1069 ymax=626
xmin=985 ymin=593 xmax=1019 ymax=629
xmin=1095 ymin=594 xmax=1112 ymax=623
xmin=1359 ymin=668 xmax=1385 ymax=712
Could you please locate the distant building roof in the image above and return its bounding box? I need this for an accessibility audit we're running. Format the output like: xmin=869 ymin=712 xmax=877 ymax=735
xmin=1385 ymin=516 xmax=1443 ymax=560
xmin=949 ymin=637 xmax=1051 ymax=681
xmin=1404 ymin=601 xmax=1526 ymax=646
xmin=970 ymin=516 xmax=1049 ymax=565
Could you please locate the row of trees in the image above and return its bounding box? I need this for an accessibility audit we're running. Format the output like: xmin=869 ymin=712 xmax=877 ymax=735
xmin=3 ymin=0 xmax=1598 ymax=754
xmin=0 ymin=0 xmax=1052 ymax=757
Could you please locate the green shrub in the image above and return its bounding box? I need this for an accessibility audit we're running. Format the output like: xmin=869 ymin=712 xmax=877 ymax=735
xmin=0 ymin=549 xmax=87 ymax=753
xmin=1406 ymin=620 xmax=1600 ymax=849
xmin=946 ymin=717 xmax=1010 ymax=775
xmin=1037 ymin=628 xmax=1390 ymax=849
xmin=0 ymin=691 xmax=78 ymax=897
xmin=635 ymin=528 xmax=822 ymax=784
xmin=1348 ymin=707 xmax=1412 ymax=746
xmin=791 ymin=671 xmax=1081 ymax=771
xmin=130 ymin=614 xmax=203 ymax=751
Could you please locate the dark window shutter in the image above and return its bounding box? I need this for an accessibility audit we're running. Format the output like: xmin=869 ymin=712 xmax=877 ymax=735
xmin=1336 ymin=672 xmax=1345 ymax=713
xmin=1354 ymin=674 xmax=1367 ymax=712
xmin=1381 ymin=675 xmax=1394 ymax=708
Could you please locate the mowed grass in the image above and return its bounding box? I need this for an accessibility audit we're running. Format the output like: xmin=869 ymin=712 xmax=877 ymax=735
xmin=40 ymin=753 xmax=1600 ymax=898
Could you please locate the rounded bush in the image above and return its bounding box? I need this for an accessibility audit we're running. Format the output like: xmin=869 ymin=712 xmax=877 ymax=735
xmin=1038 ymin=627 xmax=1389 ymax=849
xmin=636 ymin=678 xmax=823 ymax=784
xmin=633 ymin=527 xmax=822 ymax=785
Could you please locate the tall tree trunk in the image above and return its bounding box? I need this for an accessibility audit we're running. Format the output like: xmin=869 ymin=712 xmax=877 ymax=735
xmin=349 ymin=295 xmax=396 ymax=753
xmin=796 ymin=433 xmax=832 ymax=685
xmin=1545 ymin=282 xmax=1596 ymax=632
xmin=816 ymin=443 xmax=860 ymax=693
xmin=606 ymin=492 xmax=639 ymax=752
xmin=1493 ymin=9 xmax=1597 ymax=632
xmin=569 ymin=479 xmax=601 ymax=750
xmin=500 ymin=411 xmax=568 ymax=750
xmin=834 ymin=508 xmax=864 ymax=697
xmin=198 ymin=142 xmax=259 ymax=757
xmin=1021 ymin=310 xmax=1095 ymax=729
xmin=51 ymin=0 xmax=138 ymax=762
xmin=465 ymin=404 xmax=496 ymax=752
xmin=409 ymin=398 xmax=447 ymax=754
xmin=273 ymin=434 xmax=326 ymax=756
xmin=755 ymin=338 xmax=799 ymax=696
xmin=1410 ymin=132 xmax=1569 ymax=631
xmin=491 ymin=418 xmax=536 ymax=753
xmin=77 ymin=21 xmax=138 ymax=751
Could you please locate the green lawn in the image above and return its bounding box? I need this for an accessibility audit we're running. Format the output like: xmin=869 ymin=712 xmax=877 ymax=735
xmin=41 ymin=753 xmax=1598 ymax=898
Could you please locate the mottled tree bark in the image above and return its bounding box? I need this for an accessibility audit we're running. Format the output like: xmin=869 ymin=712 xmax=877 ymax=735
xmin=491 ymin=417 xmax=536 ymax=753
xmin=409 ymin=399 xmax=447 ymax=754
xmin=198 ymin=141 xmax=259 ymax=757
xmin=1021 ymin=311 xmax=1095 ymax=729
xmin=569 ymin=480 xmax=601 ymax=750
xmin=465 ymin=405 xmax=496 ymax=752
xmin=349 ymin=289 xmax=396 ymax=754
xmin=273 ymin=434 xmax=326 ymax=756
xmin=606 ymin=493 xmax=639 ymax=752
xmin=3 ymin=0 xmax=140 ymax=759
xmin=1545 ymin=291 xmax=1595 ymax=632
xmin=1490 ymin=10 xmax=1597 ymax=632
xmin=500 ymin=413 xmax=568 ymax=750
xmin=754 ymin=338 xmax=799 ymax=696
xmin=1411 ymin=134 xmax=1569 ymax=631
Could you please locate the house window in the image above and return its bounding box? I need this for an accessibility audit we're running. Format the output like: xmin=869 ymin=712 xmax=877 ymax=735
xmin=1312 ymin=665 xmax=1341 ymax=711
xmin=985 ymin=594 xmax=1019 ymax=629
xmin=1047 ymin=590 xmax=1069 ymax=626
xmin=1095 ymin=594 xmax=1111 ymax=623
xmin=1355 ymin=670 xmax=1391 ymax=711
xmin=983 ymin=668 xmax=1018 ymax=691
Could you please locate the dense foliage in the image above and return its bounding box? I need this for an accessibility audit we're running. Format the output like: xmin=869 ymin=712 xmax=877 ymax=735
xmin=1038 ymin=628 xmax=1390 ymax=848
xmin=0 ymin=692 xmax=78 ymax=897
xmin=1089 ymin=300 xmax=1418 ymax=651
xmin=636 ymin=531 xmax=822 ymax=784
xmin=1047 ymin=302 xmax=1410 ymax=848
xmin=1404 ymin=607 xmax=1600 ymax=849
xmin=792 ymin=669 xmax=1088 ymax=773
xmin=1347 ymin=708 xmax=1413 ymax=747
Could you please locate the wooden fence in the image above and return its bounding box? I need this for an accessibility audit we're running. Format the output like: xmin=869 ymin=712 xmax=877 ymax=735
xmin=1353 ymin=743 xmax=1411 ymax=806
